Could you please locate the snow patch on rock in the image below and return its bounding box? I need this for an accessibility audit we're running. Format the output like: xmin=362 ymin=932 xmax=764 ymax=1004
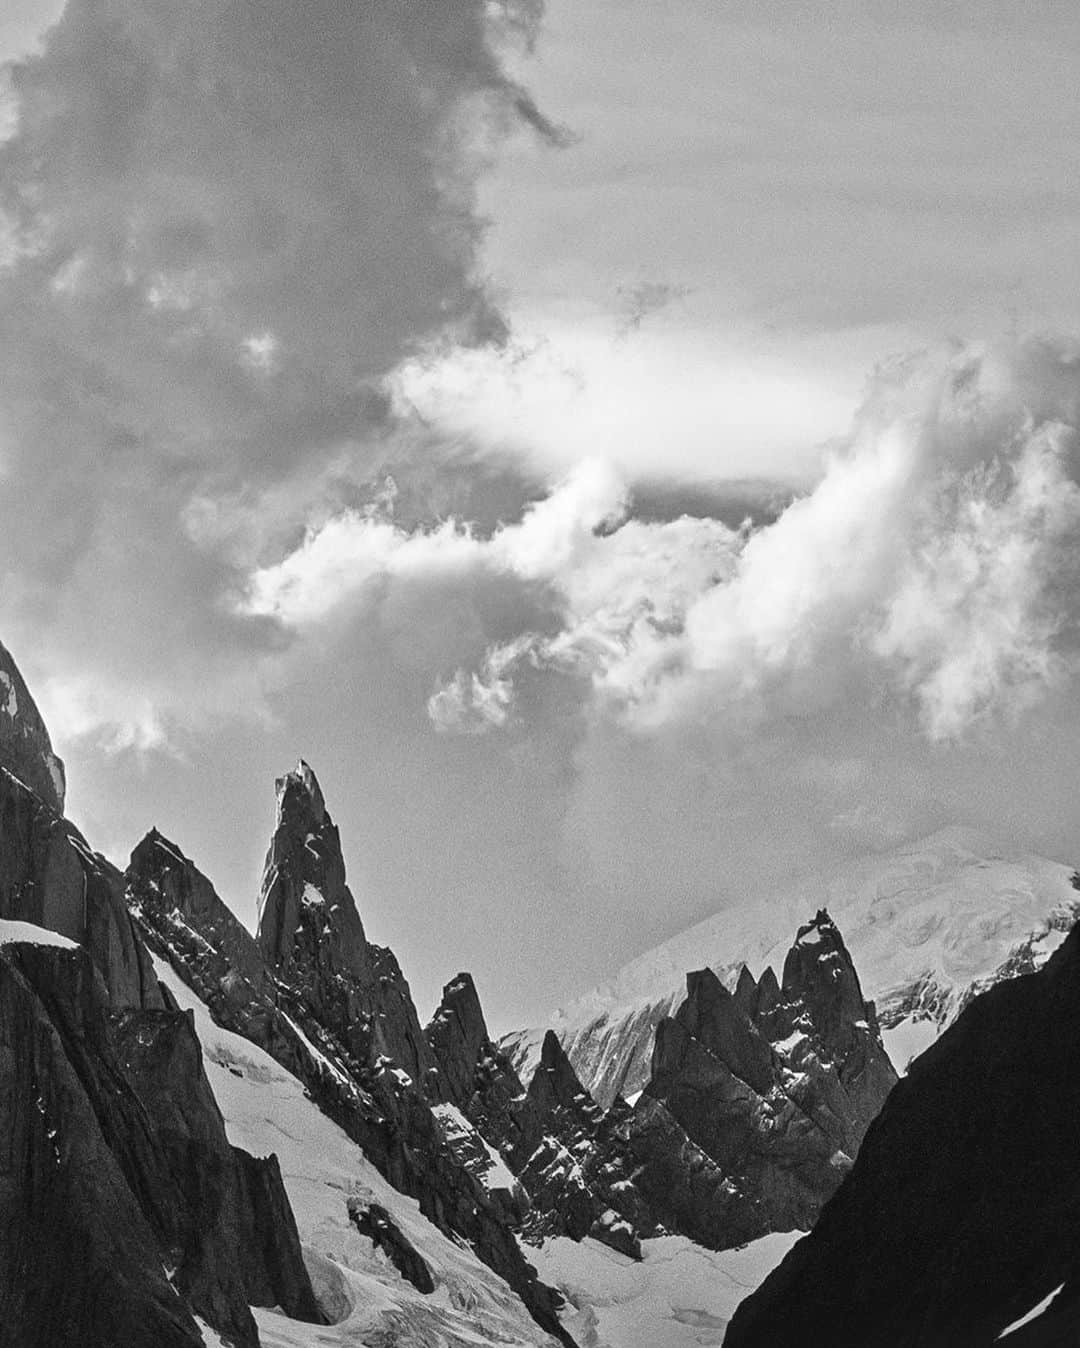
xmin=0 ymin=920 xmax=79 ymax=950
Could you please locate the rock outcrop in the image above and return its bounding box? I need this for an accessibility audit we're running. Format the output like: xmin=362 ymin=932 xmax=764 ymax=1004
xmin=127 ymin=776 xmax=576 ymax=1348
xmin=0 ymin=936 xmax=324 ymax=1348
xmin=0 ymin=639 xmax=65 ymax=814
xmin=258 ymin=762 xmax=436 ymax=1089
xmin=624 ymin=910 xmax=897 ymax=1248
xmin=426 ymin=975 xmax=651 ymax=1257
xmin=0 ymin=641 xmax=325 ymax=1347
xmin=1 ymin=765 xmax=160 ymax=1010
xmin=725 ymin=919 xmax=1080 ymax=1347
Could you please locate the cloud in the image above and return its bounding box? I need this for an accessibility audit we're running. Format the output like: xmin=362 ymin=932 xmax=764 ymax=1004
xmin=0 ymin=0 xmax=556 ymax=750
xmin=614 ymin=280 xmax=692 ymax=338
xmin=392 ymin=319 xmax=854 ymax=488
xmin=247 ymin=338 xmax=1080 ymax=746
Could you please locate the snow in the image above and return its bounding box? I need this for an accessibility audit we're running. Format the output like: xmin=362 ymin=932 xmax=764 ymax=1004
xmin=432 ymin=1102 xmax=518 ymax=1192
xmin=46 ymin=754 xmax=64 ymax=806
xmin=152 ymin=836 xmax=187 ymax=866
xmin=530 ymin=1232 xmax=799 ymax=1348
xmin=882 ymin=1017 xmax=939 ymax=1074
xmin=275 ymin=1009 xmax=356 ymax=1095
xmin=151 ymin=958 xmax=557 ymax=1347
xmin=0 ymin=920 xmax=78 ymax=950
xmin=510 ymin=827 xmax=1080 ymax=1098
xmin=0 ymin=670 xmax=17 ymax=717
xmin=998 ymin=1283 xmax=1066 ymax=1338
xmin=194 ymin=1317 xmax=228 ymax=1347
xmin=300 ymin=883 xmax=324 ymax=907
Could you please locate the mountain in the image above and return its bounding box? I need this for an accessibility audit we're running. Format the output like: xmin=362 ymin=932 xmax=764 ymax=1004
xmin=13 ymin=631 xmax=1058 ymax=1347
xmin=152 ymin=955 xmax=571 ymax=1348
xmin=505 ymin=827 xmax=1080 ymax=1104
xmin=620 ymin=910 xmax=896 ymax=1248
xmin=127 ymin=764 xmax=574 ymax=1345
xmin=724 ymin=914 xmax=1080 ymax=1347
xmin=0 ymin=656 xmax=323 ymax=1347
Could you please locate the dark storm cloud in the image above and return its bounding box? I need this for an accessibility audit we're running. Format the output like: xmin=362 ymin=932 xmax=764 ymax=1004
xmin=0 ymin=0 xmax=555 ymax=743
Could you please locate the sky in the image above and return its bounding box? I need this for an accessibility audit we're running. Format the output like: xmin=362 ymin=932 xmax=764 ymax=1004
xmin=2 ymin=0 xmax=1080 ymax=1030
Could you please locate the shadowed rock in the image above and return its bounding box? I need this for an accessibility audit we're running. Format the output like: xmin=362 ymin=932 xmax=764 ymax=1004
xmin=624 ymin=909 xmax=897 ymax=1249
xmin=726 ymin=919 xmax=1080 ymax=1347
xmin=257 ymin=761 xmax=435 ymax=1087
xmin=0 ymin=639 xmax=65 ymax=814
xmin=0 ymin=939 xmax=323 ymax=1347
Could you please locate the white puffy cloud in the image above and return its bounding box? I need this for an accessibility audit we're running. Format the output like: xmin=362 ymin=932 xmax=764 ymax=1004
xmin=245 ymin=338 xmax=1080 ymax=746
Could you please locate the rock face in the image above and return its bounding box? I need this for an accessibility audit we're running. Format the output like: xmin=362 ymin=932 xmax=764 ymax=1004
xmin=0 ymin=640 xmax=325 ymax=1347
xmin=624 ymin=911 xmax=897 ymax=1248
xmin=426 ymin=917 xmax=894 ymax=1264
xmin=0 ymin=938 xmax=323 ymax=1348
xmin=725 ymin=920 xmax=1080 ymax=1347
xmin=0 ymin=639 xmax=65 ymax=814
xmin=1 ymin=765 xmax=159 ymax=1010
xmin=128 ymin=776 xmax=576 ymax=1347
xmin=426 ymin=976 xmax=651 ymax=1258
xmin=257 ymin=762 xmax=435 ymax=1089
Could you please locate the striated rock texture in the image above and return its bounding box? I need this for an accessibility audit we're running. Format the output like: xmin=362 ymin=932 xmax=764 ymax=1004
xmin=725 ymin=919 xmax=1080 ymax=1347
xmin=0 ymin=938 xmax=323 ymax=1348
xmin=624 ymin=910 xmax=897 ymax=1249
xmin=127 ymin=777 xmax=576 ymax=1348
xmin=0 ymin=639 xmax=65 ymax=814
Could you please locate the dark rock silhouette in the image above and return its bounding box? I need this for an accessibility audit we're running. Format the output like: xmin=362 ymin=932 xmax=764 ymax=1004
xmin=0 ymin=939 xmax=323 ymax=1348
xmin=725 ymin=919 xmax=1080 ymax=1347
xmin=348 ymin=1200 xmax=435 ymax=1295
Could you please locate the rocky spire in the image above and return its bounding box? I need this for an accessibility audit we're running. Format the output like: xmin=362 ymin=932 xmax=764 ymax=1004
xmin=0 ymin=638 xmax=65 ymax=813
xmin=627 ymin=910 xmax=898 ymax=1250
xmin=256 ymin=761 xmax=369 ymax=982
xmin=128 ymin=829 xmax=267 ymax=1002
xmin=426 ymin=972 xmax=491 ymax=1110
xmin=255 ymin=760 xmax=434 ymax=1086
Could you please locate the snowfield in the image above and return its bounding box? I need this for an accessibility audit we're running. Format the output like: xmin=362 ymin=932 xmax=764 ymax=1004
xmin=531 ymin=1233 xmax=798 ymax=1348
xmin=153 ymin=957 xmax=794 ymax=1347
xmin=153 ymin=959 xmax=559 ymax=1348
xmin=507 ymin=827 xmax=1080 ymax=1100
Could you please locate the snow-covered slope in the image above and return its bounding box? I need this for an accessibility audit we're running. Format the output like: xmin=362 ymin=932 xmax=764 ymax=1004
xmin=506 ymin=827 xmax=1080 ymax=1103
xmin=154 ymin=956 xmax=797 ymax=1348
xmin=531 ymin=1233 xmax=798 ymax=1348
xmin=153 ymin=958 xmax=560 ymax=1348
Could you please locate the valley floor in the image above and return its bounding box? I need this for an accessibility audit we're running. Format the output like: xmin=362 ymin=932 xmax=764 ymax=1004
xmin=530 ymin=1233 xmax=799 ymax=1348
